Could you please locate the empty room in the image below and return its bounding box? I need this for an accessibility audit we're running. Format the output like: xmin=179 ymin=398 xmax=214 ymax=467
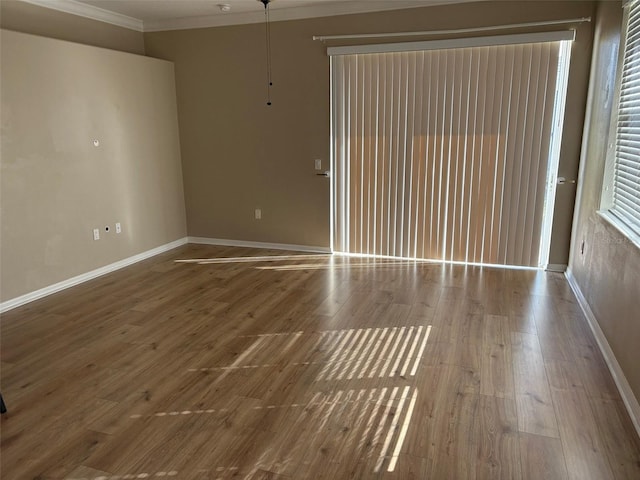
xmin=1 ymin=0 xmax=639 ymax=478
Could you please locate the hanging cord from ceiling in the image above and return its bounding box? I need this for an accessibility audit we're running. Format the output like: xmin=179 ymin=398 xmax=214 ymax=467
xmin=261 ymin=0 xmax=273 ymax=106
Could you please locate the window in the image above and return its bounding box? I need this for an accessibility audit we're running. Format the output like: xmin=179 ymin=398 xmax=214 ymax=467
xmin=601 ymin=0 xmax=640 ymax=247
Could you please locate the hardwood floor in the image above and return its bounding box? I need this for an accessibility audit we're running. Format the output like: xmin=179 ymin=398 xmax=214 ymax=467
xmin=1 ymin=244 xmax=639 ymax=479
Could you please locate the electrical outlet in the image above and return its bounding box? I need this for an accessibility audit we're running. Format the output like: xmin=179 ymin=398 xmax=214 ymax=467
xmin=93 ymin=228 xmax=100 ymax=241
xmin=315 ymin=159 xmax=322 ymax=170
xmin=255 ymin=208 xmax=262 ymax=220
xmin=115 ymin=222 xmax=122 ymax=234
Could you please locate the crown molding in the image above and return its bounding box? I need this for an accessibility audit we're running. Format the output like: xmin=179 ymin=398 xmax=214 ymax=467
xmin=19 ymin=0 xmax=472 ymax=33
xmin=20 ymin=0 xmax=144 ymax=32
xmin=144 ymin=1 xmax=464 ymax=32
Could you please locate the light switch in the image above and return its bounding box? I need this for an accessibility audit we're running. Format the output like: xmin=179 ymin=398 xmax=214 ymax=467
xmin=315 ymin=159 xmax=322 ymax=170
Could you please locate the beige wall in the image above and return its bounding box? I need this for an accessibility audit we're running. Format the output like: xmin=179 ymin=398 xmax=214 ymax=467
xmin=0 ymin=29 xmax=187 ymax=302
xmin=144 ymin=1 xmax=595 ymax=260
xmin=569 ymin=2 xmax=640 ymax=401
xmin=0 ymin=0 xmax=144 ymax=54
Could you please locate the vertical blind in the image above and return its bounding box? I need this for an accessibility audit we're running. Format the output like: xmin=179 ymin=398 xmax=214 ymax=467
xmin=611 ymin=0 xmax=640 ymax=237
xmin=332 ymin=41 xmax=565 ymax=266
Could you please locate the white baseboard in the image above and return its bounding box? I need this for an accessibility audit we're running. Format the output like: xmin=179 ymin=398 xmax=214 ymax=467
xmin=187 ymin=236 xmax=332 ymax=254
xmin=545 ymin=263 xmax=568 ymax=272
xmin=0 ymin=237 xmax=188 ymax=314
xmin=565 ymin=268 xmax=640 ymax=438
xmin=0 ymin=236 xmax=329 ymax=314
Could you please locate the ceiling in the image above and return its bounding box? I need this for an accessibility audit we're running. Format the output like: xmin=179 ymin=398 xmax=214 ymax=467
xmin=22 ymin=0 xmax=467 ymax=32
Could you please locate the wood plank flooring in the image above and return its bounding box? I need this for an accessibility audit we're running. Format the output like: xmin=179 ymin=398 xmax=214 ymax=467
xmin=1 ymin=244 xmax=639 ymax=479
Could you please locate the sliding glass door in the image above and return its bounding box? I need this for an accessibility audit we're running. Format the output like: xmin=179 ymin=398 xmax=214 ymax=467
xmin=331 ymin=38 xmax=571 ymax=267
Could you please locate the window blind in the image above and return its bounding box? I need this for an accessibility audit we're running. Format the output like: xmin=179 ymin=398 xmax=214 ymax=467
xmin=331 ymin=41 xmax=567 ymax=266
xmin=611 ymin=0 xmax=640 ymax=237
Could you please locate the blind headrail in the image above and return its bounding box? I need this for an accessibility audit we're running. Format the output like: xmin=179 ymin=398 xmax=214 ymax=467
xmin=326 ymin=30 xmax=575 ymax=56
xmin=313 ymin=17 xmax=591 ymax=42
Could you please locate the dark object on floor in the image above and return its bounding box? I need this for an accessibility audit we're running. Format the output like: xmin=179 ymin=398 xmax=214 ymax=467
xmin=0 ymin=393 xmax=7 ymax=414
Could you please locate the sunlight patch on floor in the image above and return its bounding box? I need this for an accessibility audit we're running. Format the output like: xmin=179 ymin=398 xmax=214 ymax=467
xmin=67 ymin=471 xmax=179 ymax=480
xmin=175 ymin=254 xmax=330 ymax=265
xmin=126 ymin=326 xmax=431 ymax=474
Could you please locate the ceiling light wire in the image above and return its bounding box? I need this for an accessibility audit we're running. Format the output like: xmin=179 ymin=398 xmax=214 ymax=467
xmin=261 ymin=0 xmax=273 ymax=106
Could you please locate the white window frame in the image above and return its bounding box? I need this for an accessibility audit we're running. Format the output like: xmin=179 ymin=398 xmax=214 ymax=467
xmin=600 ymin=0 xmax=640 ymax=249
